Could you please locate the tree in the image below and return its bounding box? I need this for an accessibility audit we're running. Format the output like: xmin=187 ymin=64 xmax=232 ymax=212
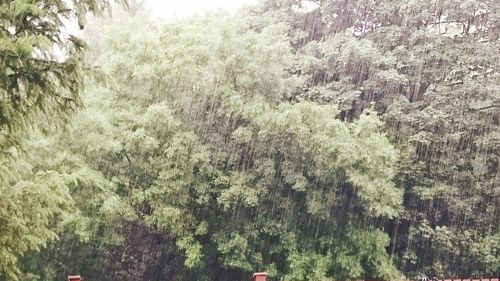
xmin=0 ymin=0 xmax=125 ymax=151
xmin=30 ymin=15 xmax=403 ymax=281
xmin=0 ymin=0 xmax=127 ymax=279
xmin=254 ymin=0 xmax=500 ymax=277
xmin=10 ymin=0 xmax=498 ymax=279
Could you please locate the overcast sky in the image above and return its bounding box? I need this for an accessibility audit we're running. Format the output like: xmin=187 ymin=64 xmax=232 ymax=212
xmin=143 ymin=0 xmax=261 ymax=21
xmin=65 ymin=0 xmax=261 ymax=38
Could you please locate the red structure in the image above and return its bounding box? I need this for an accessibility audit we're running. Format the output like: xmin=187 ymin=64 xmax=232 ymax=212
xmin=67 ymin=275 xmax=81 ymax=281
xmin=253 ymin=272 xmax=268 ymax=281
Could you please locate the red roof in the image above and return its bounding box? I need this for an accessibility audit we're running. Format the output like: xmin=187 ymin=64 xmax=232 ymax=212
xmin=253 ymin=272 xmax=268 ymax=281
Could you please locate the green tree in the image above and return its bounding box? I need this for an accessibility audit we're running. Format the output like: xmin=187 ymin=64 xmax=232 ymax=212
xmin=255 ymin=0 xmax=500 ymax=277
xmin=36 ymin=14 xmax=403 ymax=281
xmin=0 ymin=0 xmax=127 ymax=279
xmin=13 ymin=0 xmax=498 ymax=279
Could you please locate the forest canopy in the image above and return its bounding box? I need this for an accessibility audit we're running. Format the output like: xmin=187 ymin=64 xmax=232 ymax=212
xmin=0 ymin=0 xmax=499 ymax=281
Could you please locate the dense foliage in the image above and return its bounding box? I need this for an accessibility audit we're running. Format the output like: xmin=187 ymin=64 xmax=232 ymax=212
xmin=0 ymin=0 xmax=498 ymax=280
xmin=246 ymin=0 xmax=500 ymax=277
xmin=0 ymin=0 xmax=127 ymax=279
